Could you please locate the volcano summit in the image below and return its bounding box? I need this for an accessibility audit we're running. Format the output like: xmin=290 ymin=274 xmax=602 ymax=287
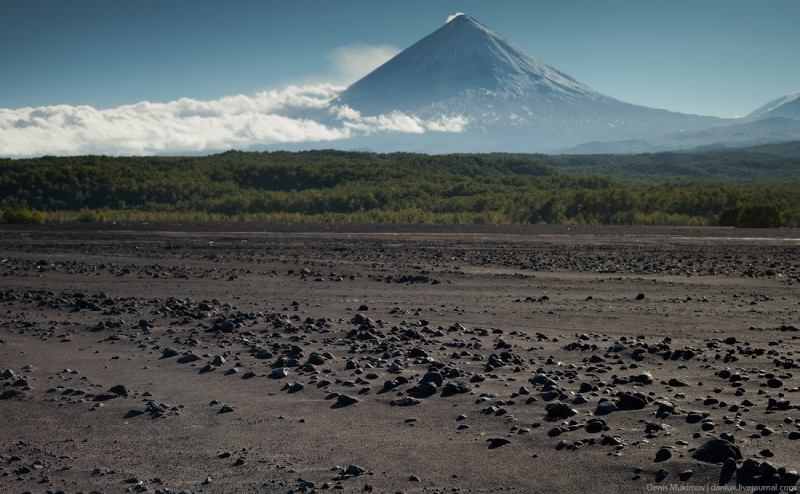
xmin=326 ymin=14 xmax=729 ymax=152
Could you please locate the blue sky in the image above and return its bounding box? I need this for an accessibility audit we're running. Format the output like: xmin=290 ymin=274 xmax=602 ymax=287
xmin=2 ymin=0 xmax=798 ymax=116
xmin=1 ymin=0 xmax=799 ymax=156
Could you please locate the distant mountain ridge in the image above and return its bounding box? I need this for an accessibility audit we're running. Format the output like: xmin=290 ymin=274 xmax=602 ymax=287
xmin=560 ymin=117 xmax=800 ymax=154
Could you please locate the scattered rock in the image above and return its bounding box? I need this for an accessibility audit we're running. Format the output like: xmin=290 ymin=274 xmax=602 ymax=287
xmin=271 ymin=367 xmax=290 ymax=379
xmin=343 ymin=464 xmax=366 ymax=476
xmin=595 ymin=401 xmax=617 ymax=415
xmin=586 ymin=418 xmax=606 ymax=434
xmin=546 ymin=401 xmax=577 ymax=419
xmin=93 ymin=392 xmax=119 ymax=401
xmin=421 ymin=371 xmax=443 ymax=387
xmin=487 ymin=438 xmax=511 ymax=449
xmin=391 ymin=397 xmax=422 ymax=406
xmin=654 ymin=448 xmax=672 ymax=462
xmin=0 ymin=389 xmax=27 ymax=400
xmin=336 ymin=395 xmax=360 ymax=407
xmin=617 ymin=392 xmax=646 ymax=410
xmin=177 ymin=353 xmax=201 ymax=364
xmin=692 ymin=439 xmax=743 ymax=464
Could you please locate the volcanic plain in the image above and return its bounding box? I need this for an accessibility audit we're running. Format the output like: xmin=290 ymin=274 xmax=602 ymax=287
xmin=1 ymin=223 xmax=799 ymax=493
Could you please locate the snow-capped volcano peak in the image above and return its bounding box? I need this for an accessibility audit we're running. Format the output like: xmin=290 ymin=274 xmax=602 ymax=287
xmin=331 ymin=14 xmax=605 ymax=121
xmin=324 ymin=14 xmax=725 ymax=150
xmin=446 ymin=12 xmax=465 ymax=23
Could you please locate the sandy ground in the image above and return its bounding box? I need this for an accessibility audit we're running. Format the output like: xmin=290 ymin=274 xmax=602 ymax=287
xmin=1 ymin=224 xmax=799 ymax=494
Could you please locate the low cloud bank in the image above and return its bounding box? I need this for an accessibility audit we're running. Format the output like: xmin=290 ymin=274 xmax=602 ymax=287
xmin=0 ymin=84 xmax=468 ymax=157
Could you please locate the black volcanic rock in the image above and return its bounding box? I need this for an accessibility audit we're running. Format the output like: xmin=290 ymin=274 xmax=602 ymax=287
xmin=692 ymin=439 xmax=742 ymax=464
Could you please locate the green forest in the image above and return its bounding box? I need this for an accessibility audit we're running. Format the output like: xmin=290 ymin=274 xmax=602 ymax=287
xmin=2 ymin=143 xmax=800 ymax=227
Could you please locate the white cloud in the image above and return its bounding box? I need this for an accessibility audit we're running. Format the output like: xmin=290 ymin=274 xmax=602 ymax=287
xmin=0 ymin=84 xmax=468 ymax=157
xmin=331 ymin=105 xmax=469 ymax=135
xmin=326 ymin=43 xmax=401 ymax=85
xmin=425 ymin=115 xmax=470 ymax=132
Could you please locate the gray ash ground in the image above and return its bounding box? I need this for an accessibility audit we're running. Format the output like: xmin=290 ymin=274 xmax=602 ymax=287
xmin=0 ymin=224 xmax=799 ymax=493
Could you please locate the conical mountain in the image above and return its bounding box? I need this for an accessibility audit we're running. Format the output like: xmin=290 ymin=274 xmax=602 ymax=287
xmin=328 ymin=14 xmax=729 ymax=151
xmin=335 ymin=14 xmax=607 ymax=119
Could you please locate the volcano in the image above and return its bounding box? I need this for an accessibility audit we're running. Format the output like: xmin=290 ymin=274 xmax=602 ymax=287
xmin=325 ymin=14 xmax=730 ymax=152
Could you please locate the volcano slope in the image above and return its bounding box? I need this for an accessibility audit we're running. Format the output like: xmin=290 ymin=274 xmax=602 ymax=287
xmin=1 ymin=224 xmax=799 ymax=493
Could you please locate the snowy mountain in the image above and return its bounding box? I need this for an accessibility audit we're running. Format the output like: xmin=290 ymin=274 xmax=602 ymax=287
xmin=323 ymin=14 xmax=729 ymax=151
xmin=747 ymin=91 xmax=800 ymax=120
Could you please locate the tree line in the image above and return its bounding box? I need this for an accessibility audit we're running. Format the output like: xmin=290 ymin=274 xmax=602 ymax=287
xmin=1 ymin=150 xmax=798 ymax=226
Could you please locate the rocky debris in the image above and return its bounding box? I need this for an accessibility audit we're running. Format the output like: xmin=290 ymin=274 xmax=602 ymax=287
xmin=487 ymin=438 xmax=511 ymax=449
xmin=617 ymin=392 xmax=647 ymax=410
xmin=736 ymin=458 xmax=799 ymax=490
xmin=585 ymin=418 xmax=606 ymax=434
xmin=595 ymin=400 xmax=617 ymax=415
xmin=546 ymin=401 xmax=577 ymax=420
xmin=177 ymin=353 xmax=201 ymax=363
xmin=4 ymin=230 xmax=800 ymax=492
xmin=339 ymin=464 xmax=366 ymax=477
xmin=199 ymin=364 xmax=216 ymax=373
xmin=123 ymin=409 xmax=146 ymax=419
xmin=421 ymin=371 xmax=444 ymax=387
xmin=634 ymin=371 xmax=653 ymax=384
xmin=0 ymin=389 xmax=27 ymax=400
xmin=255 ymin=349 xmax=274 ymax=359
xmin=391 ymin=397 xmax=423 ymax=406
xmin=109 ymin=384 xmax=128 ymax=397
xmin=93 ymin=392 xmax=119 ymax=401
xmin=692 ymin=438 xmax=743 ymax=464
xmin=271 ymin=367 xmax=290 ymax=379
xmin=442 ymin=381 xmax=471 ymax=395
xmin=655 ymin=401 xmax=676 ymax=417
xmin=654 ymin=448 xmax=672 ymax=462
xmin=336 ymin=395 xmax=360 ymax=407
xmin=767 ymin=378 xmax=783 ymax=388
xmin=287 ymin=382 xmax=305 ymax=393
xmin=417 ymin=381 xmax=438 ymax=396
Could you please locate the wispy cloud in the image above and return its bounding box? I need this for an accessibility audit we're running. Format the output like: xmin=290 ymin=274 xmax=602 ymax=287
xmin=0 ymin=84 xmax=468 ymax=157
xmin=326 ymin=43 xmax=401 ymax=86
